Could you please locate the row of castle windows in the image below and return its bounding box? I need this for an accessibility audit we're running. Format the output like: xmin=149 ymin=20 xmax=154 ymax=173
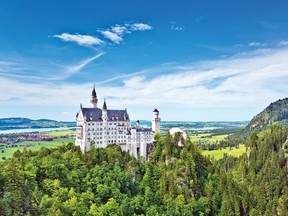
xmin=93 ymin=140 xmax=124 ymax=144
xmin=87 ymin=122 xmax=128 ymax=126
xmin=87 ymin=127 xmax=127 ymax=131
xmin=87 ymin=134 xmax=126 ymax=139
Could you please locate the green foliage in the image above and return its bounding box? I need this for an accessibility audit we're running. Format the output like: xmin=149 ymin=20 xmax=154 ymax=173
xmin=0 ymin=125 xmax=288 ymax=215
xmin=228 ymin=97 xmax=288 ymax=147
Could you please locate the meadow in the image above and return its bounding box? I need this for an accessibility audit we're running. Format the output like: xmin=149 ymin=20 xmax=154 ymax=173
xmin=0 ymin=129 xmax=75 ymax=160
xmin=202 ymin=144 xmax=246 ymax=160
xmin=42 ymin=129 xmax=75 ymax=137
xmin=189 ymin=131 xmax=246 ymax=159
xmin=190 ymin=132 xmax=228 ymax=144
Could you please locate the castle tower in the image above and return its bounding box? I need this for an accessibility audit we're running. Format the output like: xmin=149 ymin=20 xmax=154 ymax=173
xmin=102 ymin=99 xmax=108 ymax=122
xmin=90 ymin=84 xmax=98 ymax=108
xmin=152 ymin=108 xmax=161 ymax=133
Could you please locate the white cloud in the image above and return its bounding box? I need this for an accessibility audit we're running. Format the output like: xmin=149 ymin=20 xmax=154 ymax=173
xmin=100 ymin=30 xmax=123 ymax=44
xmin=66 ymin=52 xmax=105 ymax=74
xmin=55 ymin=22 xmax=152 ymax=46
xmin=54 ymin=33 xmax=104 ymax=46
xmin=248 ymin=42 xmax=268 ymax=47
xmin=96 ymin=47 xmax=288 ymax=109
xmin=111 ymin=25 xmax=128 ymax=35
xmin=170 ymin=22 xmax=183 ymax=31
xmin=170 ymin=26 xmax=183 ymax=31
xmin=99 ymin=22 xmax=152 ymax=44
xmin=3 ymin=44 xmax=288 ymax=121
xmin=248 ymin=42 xmax=261 ymax=47
xmin=130 ymin=23 xmax=152 ymax=31
xmin=0 ymin=53 xmax=105 ymax=81
xmin=278 ymin=40 xmax=288 ymax=46
xmin=4 ymin=47 xmax=287 ymax=108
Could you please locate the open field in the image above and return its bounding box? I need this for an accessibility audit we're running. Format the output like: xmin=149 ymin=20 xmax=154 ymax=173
xmin=190 ymin=133 xmax=228 ymax=143
xmin=42 ymin=129 xmax=76 ymax=137
xmin=202 ymin=144 xmax=246 ymax=160
xmin=0 ymin=138 xmax=74 ymax=160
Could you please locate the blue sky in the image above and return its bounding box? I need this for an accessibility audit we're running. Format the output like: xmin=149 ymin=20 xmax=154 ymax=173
xmin=0 ymin=0 xmax=288 ymax=121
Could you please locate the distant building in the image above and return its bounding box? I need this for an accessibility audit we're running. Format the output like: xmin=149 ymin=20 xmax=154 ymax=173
xmin=75 ymin=85 xmax=161 ymax=160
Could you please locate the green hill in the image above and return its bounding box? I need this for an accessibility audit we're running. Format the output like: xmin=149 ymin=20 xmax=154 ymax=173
xmin=0 ymin=117 xmax=75 ymax=130
xmin=248 ymin=97 xmax=288 ymax=131
xmin=227 ymin=97 xmax=288 ymax=145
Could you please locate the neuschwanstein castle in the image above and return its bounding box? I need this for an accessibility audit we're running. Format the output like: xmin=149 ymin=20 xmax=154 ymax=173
xmin=75 ymin=86 xmax=161 ymax=160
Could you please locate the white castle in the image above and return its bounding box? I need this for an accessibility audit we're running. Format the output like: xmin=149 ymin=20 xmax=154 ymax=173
xmin=75 ymin=85 xmax=161 ymax=160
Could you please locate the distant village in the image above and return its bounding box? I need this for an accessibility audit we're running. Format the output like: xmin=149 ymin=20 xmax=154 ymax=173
xmin=0 ymin=132 xmax=72 ymax=147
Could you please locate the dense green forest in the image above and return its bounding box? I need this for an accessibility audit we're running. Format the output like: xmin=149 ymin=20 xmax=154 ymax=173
xmin=227 ymin=98 xmax=288 ymax=147
xmin=1 ymin=125 xmax=288 ymax=215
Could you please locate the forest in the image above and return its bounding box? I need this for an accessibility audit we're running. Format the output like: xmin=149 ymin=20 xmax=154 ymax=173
xmin=0 ymin=125 xmax=288 ymax=215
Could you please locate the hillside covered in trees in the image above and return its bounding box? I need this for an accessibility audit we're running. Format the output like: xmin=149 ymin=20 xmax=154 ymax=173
xmin=226 ymin=98 xmax=288 ymax=147
xmin=0 ymin=124 xmax=288 ymax=215
xmin=0 ymin=118 xmax=75 ymax=130
xmin=1 ymin=98 xmax=288 ymax=215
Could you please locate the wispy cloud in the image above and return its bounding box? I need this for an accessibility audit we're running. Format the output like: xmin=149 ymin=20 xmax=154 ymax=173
xmin=54 ymin=22 xmax=152 ymax=47
xmin=63 ymin=52 xmax=105 ymax=76
xmin=248 ymin=42 xmax=267 ymax=47
xmin=54 ymin=33 xmax=104 ymax=46
xmin=111 ymin=25 xmax=128 ymax=35
xmin=170 ymin=21 xmax=183 ymax=31
xmin=96 ymin=47 xmax=288 ymax=109
xmin=0 ymin=53 xmax=105 ymax=81
xmin=2 ymin=46 xmax=287 ymax=111
xmin=278 ymin=40 xmax=288 ymax=46
xmin=99 ymin=22 xmax=152 ymax=44
xmin=100 ymin=30 xmax=123 ymax=44
xmin=130 ymin=23 xmax=152 ymax=31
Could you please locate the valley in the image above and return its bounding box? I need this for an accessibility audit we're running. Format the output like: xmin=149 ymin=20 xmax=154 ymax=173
xmin=0 ymin=121 xmax=246 ymax=160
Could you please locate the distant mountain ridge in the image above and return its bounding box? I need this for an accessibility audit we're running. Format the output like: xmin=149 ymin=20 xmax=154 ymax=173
xmin=228 ymin=97 xmax=288 ymax=144
xmin=0 ymin=117 xmax=75 ymax=130
xmin=248 ymin=98 xmax=288 ymax=131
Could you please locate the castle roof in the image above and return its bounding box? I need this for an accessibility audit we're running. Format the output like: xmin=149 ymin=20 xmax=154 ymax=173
xmin=103 ymin=100 xmax=107 ymax=110
xmin=80 ymin=107 xmax=129 ymax=122
xmin=91 ymin=85 xmax=97 ymax=98
xmin=153 ymin=108 xmax=159 ymax=113
xmin=131 ymin=127 xmax=152 ymax=132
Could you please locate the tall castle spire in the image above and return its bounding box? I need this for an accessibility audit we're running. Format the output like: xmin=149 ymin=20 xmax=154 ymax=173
xmin=102 ymin=99 xmax=107 ymax=110
xmin=90 ymin=84 xmax=98 ymax=108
